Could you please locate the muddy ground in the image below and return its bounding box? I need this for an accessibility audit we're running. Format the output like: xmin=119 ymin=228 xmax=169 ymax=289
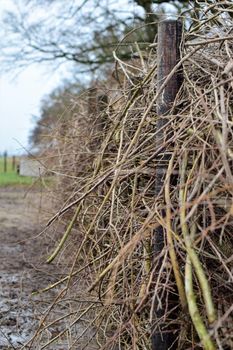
xmin=0 ymin=187 xmax=96 ymax=350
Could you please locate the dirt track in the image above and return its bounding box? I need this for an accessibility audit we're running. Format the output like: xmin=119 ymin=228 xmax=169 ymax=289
xmin=0 ymin=187 xmax=61 ymax=349
xmin=0 ymin=187 xmax=98 ymax=350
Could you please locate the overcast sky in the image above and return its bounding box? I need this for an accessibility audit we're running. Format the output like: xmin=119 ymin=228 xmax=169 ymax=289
xmin=0 ymin=0 xmax=66 ymax=156
xmin=0 ymin=68 xmax=67 ymax=156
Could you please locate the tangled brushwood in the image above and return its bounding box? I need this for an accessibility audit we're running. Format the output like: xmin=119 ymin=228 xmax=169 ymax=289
xmin=30 ymin=4 xmax=233 ymax=350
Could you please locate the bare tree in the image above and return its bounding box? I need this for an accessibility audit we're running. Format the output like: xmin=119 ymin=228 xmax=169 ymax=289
xmin=0 ymin=0 xmax=189 ymax=75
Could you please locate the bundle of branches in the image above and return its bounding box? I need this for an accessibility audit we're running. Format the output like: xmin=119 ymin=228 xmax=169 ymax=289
xmin=31 ymin=3 xmax=233 ymax=350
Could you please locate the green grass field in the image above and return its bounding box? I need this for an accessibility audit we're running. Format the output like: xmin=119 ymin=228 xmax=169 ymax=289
xmin=0 ymin=157 xmax=33 ymax=187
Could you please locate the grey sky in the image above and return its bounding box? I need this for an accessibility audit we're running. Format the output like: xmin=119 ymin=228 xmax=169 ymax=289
xmin=0 ymin=0 xmax=65 ymax=155
xmin=0 ymin=67 xmax=66 ymax=155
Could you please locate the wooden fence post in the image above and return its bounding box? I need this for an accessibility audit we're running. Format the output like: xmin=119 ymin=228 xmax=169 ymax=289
xmin=4 ymin=151 xmax=7 ymax=173
xmin=88 ymin=87 xmax=98 ymax=116
xmin=151 ymin=19 xmax=183 ymax=350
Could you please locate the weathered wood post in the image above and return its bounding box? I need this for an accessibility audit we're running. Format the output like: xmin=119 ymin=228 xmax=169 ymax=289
xmin=4 ymin=151 xmax=7 ymax=173
xmin=152 ymin=19 xmax=183 ymax=350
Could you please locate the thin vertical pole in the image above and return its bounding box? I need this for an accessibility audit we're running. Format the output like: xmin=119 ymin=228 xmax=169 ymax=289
xmin=152 ymin=20 xmax=183 ymax=350
xmin=88 ymin=87 xmax=98 ymax=116
xmin=4 ymin=151 xmax=7 ymax=173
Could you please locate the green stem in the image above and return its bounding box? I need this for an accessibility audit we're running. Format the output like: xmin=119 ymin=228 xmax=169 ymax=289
xmin=185 ymin=256 xmax=216 ymax=350
xmin=47 ymin=203 xmax=81 ymax=263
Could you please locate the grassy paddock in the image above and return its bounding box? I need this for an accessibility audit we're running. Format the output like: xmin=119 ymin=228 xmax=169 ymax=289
xmin=0 ymin=157 xmax=33 ymax=186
